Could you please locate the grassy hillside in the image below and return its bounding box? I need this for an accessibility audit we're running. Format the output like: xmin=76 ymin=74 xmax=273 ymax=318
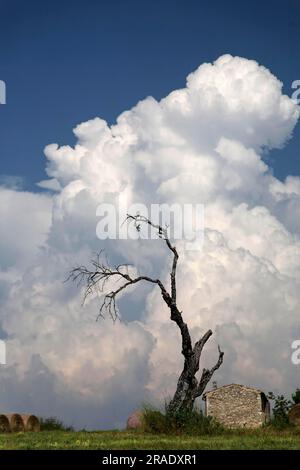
xmin=1 ymin=429 xmax=300 ymax=450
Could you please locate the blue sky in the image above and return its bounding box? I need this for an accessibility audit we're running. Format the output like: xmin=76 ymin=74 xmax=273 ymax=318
xmin=0 ymin=0 xmax=299 ymax=190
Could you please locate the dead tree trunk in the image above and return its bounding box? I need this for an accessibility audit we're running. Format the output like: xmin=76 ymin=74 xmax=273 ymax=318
xmin=167 ymin=323 xmax=223 ymax=415
xmin=68 ymin=214 xmax=224 ymax=417
xmin=157 ymin=290 xmax=223 ymax=416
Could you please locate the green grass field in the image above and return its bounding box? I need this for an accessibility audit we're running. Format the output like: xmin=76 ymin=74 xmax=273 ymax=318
xmin=1 ymin=429 xmax=300 ymax=450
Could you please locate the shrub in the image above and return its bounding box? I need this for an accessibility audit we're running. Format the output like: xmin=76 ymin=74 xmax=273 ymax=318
xmin=292 ymin=388 xmax=300 ymax=405
xmin=267 ymin=392 xmax=292 ymax=429
xmin=142 ymin=407 xmax=169 ymax=434
xmin=39 ymin=416 xmax=74 ymax=431
xmin=142 ymin=404 xmax=224 ymax=435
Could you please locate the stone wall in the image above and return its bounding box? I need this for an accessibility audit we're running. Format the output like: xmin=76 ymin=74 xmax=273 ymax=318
xmin=204 ymin=384 xmax=269 ymax=428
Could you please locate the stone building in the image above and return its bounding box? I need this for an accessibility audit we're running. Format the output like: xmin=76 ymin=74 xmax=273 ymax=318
xmin=203 ymin=384 xmax=270 ymax=428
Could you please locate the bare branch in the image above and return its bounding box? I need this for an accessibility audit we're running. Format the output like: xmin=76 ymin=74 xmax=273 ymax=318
xmin=125 ymin=214 xmax=179 ymax=306
xmin=68 ymin=244 xmax=171 ymax=321
xmin=192 ymin=329 xmax=213 ymax=372
xmin=68 ymin=214 xmax=181 ymax=320
xmin=194 ymin=345 xmax=224 ymax=398
xmin=126 ymin=216 xmax=193 ymax=359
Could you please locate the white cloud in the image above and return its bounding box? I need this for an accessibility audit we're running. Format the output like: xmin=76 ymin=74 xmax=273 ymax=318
xmin=0 ymin=187 xmax=52 ymax=271
xmin=0 ymin=55 xmax=300 ymax=428
xmin=0 ymin=175 xmax=24 ymax=190
xmin=37 ymin=178 xmax=62 ymax=192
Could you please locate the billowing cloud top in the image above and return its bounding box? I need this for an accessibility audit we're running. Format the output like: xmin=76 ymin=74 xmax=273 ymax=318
xmin=0 ymin=55 xmax=300 ymax=429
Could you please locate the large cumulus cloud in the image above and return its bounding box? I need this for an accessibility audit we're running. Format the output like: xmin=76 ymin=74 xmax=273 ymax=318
xmin=1 ymin=55 xmax=300 ymax=429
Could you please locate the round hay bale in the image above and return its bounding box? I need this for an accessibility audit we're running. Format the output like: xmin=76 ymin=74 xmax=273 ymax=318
xmin=0 ymin=414 xmax=10 ymax=433
xmin=126 ymin=410 xmax=144 ymax=430
xmin=21 ymin=414 xmax=40 ymax=432
xmin=6 ymin=413 xmax=25 ymax=432
xmin=289 ymin=404 xmax=300 ymax=426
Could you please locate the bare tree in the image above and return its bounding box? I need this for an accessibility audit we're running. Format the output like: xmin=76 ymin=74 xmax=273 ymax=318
xmin=68 ymin=214 xmax=224 ymax=415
